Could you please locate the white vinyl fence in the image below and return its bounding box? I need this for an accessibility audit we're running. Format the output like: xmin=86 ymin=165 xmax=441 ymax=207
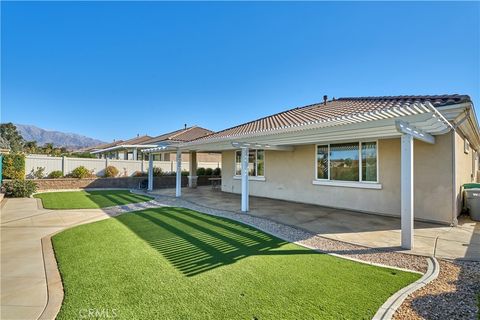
xmin=25 ymin=155 xmax=221 ymax=178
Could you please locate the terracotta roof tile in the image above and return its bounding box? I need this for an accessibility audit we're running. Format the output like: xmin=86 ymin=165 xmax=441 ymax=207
xmin=142 ymin=126 xmax=214 ymax=144
xmin=194 ymin=94 xmax=470 ymax=141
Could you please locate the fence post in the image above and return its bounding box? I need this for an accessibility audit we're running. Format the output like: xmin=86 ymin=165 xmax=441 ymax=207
xmin=61 ymin=156 xmax=66 ymax=176
xmin=105 ymin=158 xmax=109 ymax=172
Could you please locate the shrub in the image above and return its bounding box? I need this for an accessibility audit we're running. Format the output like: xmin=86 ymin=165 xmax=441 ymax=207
xmin=104 ymin=165 xmax=119 ymax=178
xmin=153 ymin=167 xmax=164 ymax=177
xmin=196 ymin=167 xmax=206 ymax=176
xmin=70 ymin=166 xmax=92 ymax=179
xmin=181 ymin=170 xmax=189 ymax=176
xmin=133 ymin=171 xmax=147 ymax=177
xmin=29 ymin=167 xmax=45 ymax=179
xmin=2 ymin=154 xmax=25 ymax=180
xmin=205 ymin=168 xmax=213 ymax=176
xmin=47 ymin=170 xmax=63 ymax=179
xmin=213 ymin=167 xmax=221 ymax=176
xmin=4 ymin=179 xmax=37 ymax=198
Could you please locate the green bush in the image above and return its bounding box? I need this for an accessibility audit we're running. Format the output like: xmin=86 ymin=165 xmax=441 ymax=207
xmin=104 ymin=165 xmax=119 ymax=178
xmin=205 ymin=168 xmax=213 ymax=176
xmin=47 ymin=170 xmax=63 ymax=179
xmin=213 ymin=167 xmax=221 ymax=176
xmin=4 ymin=179 xmax=37 ymax=198
xmin=181 ymin=170 xmax=189 ymax=176
xmin=153 ymin=167 xmax=164 ymax=177
xmin=70 ymin=166 xmax=92 ymax=179
xmin=196 ymin=167 xmax=206 ymax=176
xmin=2 ymin=154 xmax=25 ymax=180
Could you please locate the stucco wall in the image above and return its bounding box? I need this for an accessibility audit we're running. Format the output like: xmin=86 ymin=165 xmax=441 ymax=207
xmin=221 ymin=133 xmax=454 ymax=224
xmin=454 ymin=131 xmax=477 ymax=215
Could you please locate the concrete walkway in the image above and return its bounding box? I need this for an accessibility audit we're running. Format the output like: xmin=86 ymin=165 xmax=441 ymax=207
xmin=0 ymin=197 xmax=167 ymax=320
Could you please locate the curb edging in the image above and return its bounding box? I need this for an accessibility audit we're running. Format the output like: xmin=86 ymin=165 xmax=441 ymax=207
xmin=372 ymin=256 xmax=440 ymax=320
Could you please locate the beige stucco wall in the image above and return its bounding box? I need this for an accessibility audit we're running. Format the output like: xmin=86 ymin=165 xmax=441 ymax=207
xmin=221 ymin=133 xmax=455 ymax=224
xmin=454 ymin=131 xmax=477 ymax=216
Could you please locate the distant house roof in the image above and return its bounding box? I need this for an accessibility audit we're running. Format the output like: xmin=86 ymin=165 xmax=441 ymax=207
xmin=84 ymin=140 xmax=124 ymax=152
xmin=192 ymin=95 xmax=471 ymax=141
xmin=142 ymin=126 xmax=214 ymax=144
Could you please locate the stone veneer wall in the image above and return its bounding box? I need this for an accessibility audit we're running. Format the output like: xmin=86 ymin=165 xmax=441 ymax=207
xmin=3 ymin=176 xmax=221 ymax=191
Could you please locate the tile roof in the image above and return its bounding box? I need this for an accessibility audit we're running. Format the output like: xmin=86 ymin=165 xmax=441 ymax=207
xmin=194 ymin=95 xmax=471 ymax=141
xmin=118 ymin=135 xmax=153 ymax=145
xmin=85 ymin=140 xmax=124 ymax=151
xmin=142 ymin=126 xmax=214 ymax=144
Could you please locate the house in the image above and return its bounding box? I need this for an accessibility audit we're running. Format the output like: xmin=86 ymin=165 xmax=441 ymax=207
xmin=143 ymin=94 xmax=479 ymax=250
xmin=89 ymin=126 xmax=221 ymax=164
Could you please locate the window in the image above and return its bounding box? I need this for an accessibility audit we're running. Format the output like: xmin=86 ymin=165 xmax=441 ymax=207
xmin=235 ymin=149 xmax=265 ymax=177
xmin=316 ymin=142 xmax=377 ymax=182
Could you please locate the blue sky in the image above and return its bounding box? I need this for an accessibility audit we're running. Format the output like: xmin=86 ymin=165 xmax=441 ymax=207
xmin=2 ymin=1 xmax=479 ymax=142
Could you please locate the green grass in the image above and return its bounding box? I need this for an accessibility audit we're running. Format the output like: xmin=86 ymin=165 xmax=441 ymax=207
xmin=52 ymin=207 xmax=420 ymax=319
xmin=34 ymin=190 xmax=153 ymax=209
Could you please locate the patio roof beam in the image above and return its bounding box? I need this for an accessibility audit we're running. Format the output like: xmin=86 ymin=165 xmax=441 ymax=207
xmin=395 ymin=120 xmax=435 ymax=144
xmin=231 ymin=141 xmax=293 ymax=151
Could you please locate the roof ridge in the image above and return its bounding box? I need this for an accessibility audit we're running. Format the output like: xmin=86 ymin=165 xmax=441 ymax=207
xmin=168 ymin=126 xmax=197 ymax=139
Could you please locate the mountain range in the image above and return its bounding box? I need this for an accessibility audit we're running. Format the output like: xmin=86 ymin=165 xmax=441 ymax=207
xmin=15 ymin=124 xmax=106 ymax=150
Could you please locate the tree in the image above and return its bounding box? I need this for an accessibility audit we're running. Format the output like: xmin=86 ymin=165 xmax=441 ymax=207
xmin=24 ymin=141 xmax=38 ymax=154
xmin=0 ymin=123 xmax=24 ymax=152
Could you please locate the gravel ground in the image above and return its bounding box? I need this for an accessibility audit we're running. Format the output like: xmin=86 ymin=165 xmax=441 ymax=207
xmin=394 ymin=260 xmax=480 ymax=320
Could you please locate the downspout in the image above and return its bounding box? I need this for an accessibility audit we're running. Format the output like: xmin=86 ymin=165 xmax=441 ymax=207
xmin=451 ymin=130 xmax=458 ymax=226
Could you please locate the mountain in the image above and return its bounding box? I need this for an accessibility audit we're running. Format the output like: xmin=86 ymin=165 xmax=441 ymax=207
xmin=15 ymin=124 xmax=106 ymax=150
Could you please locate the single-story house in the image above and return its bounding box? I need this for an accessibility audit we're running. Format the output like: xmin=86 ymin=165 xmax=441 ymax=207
xmin=143 ymin=94 xmax=479 ymax=249
xmin=89 ymin=126 xmax=221 ymax=164
xmin=87 ymin=135 xmax=154 ymax=160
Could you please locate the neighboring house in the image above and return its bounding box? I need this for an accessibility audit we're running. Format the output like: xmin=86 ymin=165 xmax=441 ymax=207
xmin=89 ymin=126 xmax=221 ymax=164
xmin=143 ymin=94 xmax=479 ymax=250
xmin=88 ymin=135 xmax=153 ymax=160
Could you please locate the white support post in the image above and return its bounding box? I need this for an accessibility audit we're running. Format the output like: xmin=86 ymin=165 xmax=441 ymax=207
xmin=241 ymin=147 xmax=249 ymax=212
xmin=147 ymin=153 xmax=153 ymax=191
xmin=401 ymin=134 xmax=414 ymax=249
xmin=188 ymin=151 xmax=198 ymax=188
xmin=133 ymin=148 xmax=138 ymax=161
xmin=176 ymin=149 xmax=182 ymax=197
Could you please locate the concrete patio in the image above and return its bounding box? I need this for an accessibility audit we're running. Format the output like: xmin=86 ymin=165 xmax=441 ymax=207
xmin=151 ymin=186 xmax=480 ymax=261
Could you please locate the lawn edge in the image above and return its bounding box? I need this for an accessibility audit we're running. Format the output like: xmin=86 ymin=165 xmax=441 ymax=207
xmin=372 ymin=257 xmax=440 ymax=320
xmin=38 ymin=231 xmax=65 ymax=320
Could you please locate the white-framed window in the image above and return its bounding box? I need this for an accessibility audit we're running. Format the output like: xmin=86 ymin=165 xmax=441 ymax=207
xmin=315 ymin=141 xmax=378 ymax=183
xmin=235 ymin=149 xmax=265 ymax=177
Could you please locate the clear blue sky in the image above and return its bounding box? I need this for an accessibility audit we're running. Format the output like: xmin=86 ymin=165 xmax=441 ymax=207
xmin=2 ymin=1 xmax=479 ymax=142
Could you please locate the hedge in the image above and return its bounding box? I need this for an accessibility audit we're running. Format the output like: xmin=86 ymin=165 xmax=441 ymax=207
xmin=2 ymin=154 xmax=25 ymax=180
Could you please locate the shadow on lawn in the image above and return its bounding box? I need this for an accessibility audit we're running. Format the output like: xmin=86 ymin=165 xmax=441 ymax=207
xmin=84 ymin=190 xmax=152 ymax=207
xmin=118 ymin=207 xmax=315 ymax=277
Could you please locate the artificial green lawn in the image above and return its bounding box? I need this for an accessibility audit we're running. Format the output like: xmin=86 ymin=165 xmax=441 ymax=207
xmin=52 ymin=207 xmax=420 ymax=319
xmin=34 ymin=190 xmax=153 ymax=209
